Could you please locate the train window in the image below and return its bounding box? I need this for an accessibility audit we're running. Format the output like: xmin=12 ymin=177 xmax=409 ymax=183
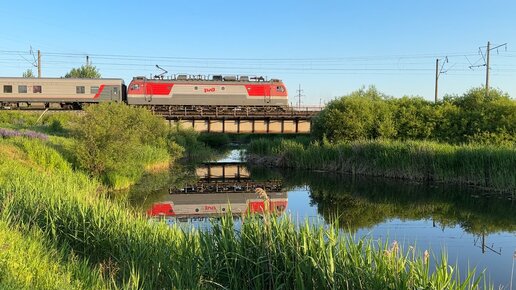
xmin=90 ymin=86 xmax=99 ymax=94
xmin=76 ymin=86 xmax=85 ymax=94
xmin=18 ymin=85 xmax=27 ymax=93
xmin=33 ymin=86 xmax=42 ymax=93
xmin=113 ymin=87 xmax=119 ymax=95
xmin=131 ymin=84 xmax=140 ymax=90
xmin=276 ymin=86 xmax=285 ymax=92
xmin=3 ymin=85 xmax=13 ymax=93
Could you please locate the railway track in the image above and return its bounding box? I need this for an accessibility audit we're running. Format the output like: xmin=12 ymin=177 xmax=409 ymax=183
xmin=2 ymin=106 xmax=321 ymax=118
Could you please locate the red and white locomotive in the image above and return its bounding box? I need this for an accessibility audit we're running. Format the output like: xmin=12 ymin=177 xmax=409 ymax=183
xmin=128 ymin=74 xmax=288 ymax=109
xmin=0 ymin=74 xmax=289 ymax=110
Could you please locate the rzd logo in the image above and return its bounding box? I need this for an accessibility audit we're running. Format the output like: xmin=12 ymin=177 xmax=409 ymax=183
xmin=204 ymin=88 xmax=216 ymax=93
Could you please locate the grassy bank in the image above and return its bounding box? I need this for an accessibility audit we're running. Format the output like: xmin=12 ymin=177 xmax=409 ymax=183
xmin=0 ymin=107 xmax=177 ymax=190
xmin=247 ymin=138 xmax=516 ymax=193
xmin=0 ymin=135 xmax=489 ymax=289
xmin=0 ymin=220 xmax=111 ymax=290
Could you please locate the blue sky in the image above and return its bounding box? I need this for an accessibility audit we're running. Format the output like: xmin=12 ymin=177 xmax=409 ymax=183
xmin=1 ymin=1 xmax=516 ymax=105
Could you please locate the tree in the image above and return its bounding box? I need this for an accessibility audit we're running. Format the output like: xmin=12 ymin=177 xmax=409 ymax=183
xmin=312 ymin=86 xmax=396 ymax=141
xmin=73 ymin=102 xmax=173 ymax=182
xmin=64 ymin=64 xmax=101 ymax=78
xmin=22 ymin=69 xmax=35 ymax=78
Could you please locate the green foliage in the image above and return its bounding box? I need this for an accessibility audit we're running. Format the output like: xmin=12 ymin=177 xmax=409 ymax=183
xmin=438 ymin=87 xmax=516 ymax=144
xmin=0 ymin=142 xmax=488 ymax=289
xmin=168 ymin=125 xmax=217 ymax=162
xmin=64 ymin=65 xmax=101 ymax=78
xmin=0 ymin=133 xmax=492 ymax=289
xmin=0 ymin=221 xmax=111 ymax=290
xmin=313 ymin=86 xmax=396 ymax=141
xmin=312 ymin=86 xmax=516 ymax=145
xmin=0 ymin=112 xmax=38 ymax=128
xmin=247 ymin=138 xmax=516 ymax=193
xmin=22 ymin=69 xmax=35 ymax=78
xmin=73 ymin=102 xmax=175 ymax=188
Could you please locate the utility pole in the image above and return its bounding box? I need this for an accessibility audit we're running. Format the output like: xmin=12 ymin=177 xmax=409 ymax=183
xmin=296 ymin=84 xmax=305 ymax=108
xmin=470 ymin=41 xmax=507 ymax=97
xmin=86 ymin=55 xmax=89 ymax=66
xmin=435 ymin=59 xmax=439 ymax=103
xmin=485 ymin=41 xmax=490 ymax=97
xmin=37 ymin=50 xmax=41 ymax=78
xmin=434 ymin=57 xmax=448 ymax=103
xmin=485 ymin=41 xmax=507 ymax=97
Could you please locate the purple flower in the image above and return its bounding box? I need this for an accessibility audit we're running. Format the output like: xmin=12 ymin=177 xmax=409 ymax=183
xmin=0 ymin=128 xmax=49 ymax=141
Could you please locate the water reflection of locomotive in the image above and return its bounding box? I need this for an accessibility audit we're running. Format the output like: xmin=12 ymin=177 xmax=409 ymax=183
xmin=147 ymin=162 xmax=288 ymax=219
xmin=0 ymin=74 xmax=288 ymax=110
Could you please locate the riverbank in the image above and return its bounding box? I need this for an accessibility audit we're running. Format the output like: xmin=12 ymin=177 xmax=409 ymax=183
xmin=0 ymin=139 xmax=486 ymax=289
xmin=0 ymin=126 xmax=489 ymax=288
xmin=246 ymin=138 xmax=516 ymax=193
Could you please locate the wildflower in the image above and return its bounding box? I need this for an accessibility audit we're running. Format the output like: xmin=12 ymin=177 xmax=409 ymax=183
xmin=423 ymin=250 xmax=430 ymax=264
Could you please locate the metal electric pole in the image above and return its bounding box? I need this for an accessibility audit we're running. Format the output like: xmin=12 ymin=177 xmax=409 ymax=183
xmin=470 ymin=41 xmax=507 ymax=97
xmin=434 ymin=57 xmax=448 ymax=103
xmin=37 ymin=50 xmax=41 ymax=78
xmin=296 ymin=84 xmax=304 ymax=108
xmin=485 ymin=41 xmax=490 ymax=97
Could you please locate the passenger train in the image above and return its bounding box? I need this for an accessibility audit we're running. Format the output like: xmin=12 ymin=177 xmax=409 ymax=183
xmin=0 ymin=74 xmax=289 ymax=111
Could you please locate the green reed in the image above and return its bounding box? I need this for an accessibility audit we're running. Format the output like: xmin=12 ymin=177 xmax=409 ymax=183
xmin=0 ymin=137 xmax=491 ymax=289
xmin=247 ymin=138 xmax=516 ymax=193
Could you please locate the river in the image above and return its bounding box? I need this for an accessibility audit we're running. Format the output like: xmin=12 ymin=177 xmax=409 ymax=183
xmin=128 ymin=149 xmax=516 ymax=288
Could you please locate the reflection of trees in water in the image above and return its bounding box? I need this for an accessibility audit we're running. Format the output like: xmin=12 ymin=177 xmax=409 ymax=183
xmin=248 ymin=166 xmax=516 ymax=235
xmin=127 ymin=164 xmax=199 ymax=211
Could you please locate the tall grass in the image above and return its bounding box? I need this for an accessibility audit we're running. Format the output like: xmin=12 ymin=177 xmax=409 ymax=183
xmin=0 ymin=220 xmax=111 ymax=290
xmin=0 ymin=137 xmax=491 ymax=289
xmin=247 ymin=138 xmax=516 ymax=193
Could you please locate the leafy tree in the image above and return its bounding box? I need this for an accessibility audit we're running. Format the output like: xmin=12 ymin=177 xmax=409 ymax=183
xmin=22 ymin=69 xmax=35 ymax=78
xmin=73 ymin=103 xmax=174 ymax=182
xmin=390 ymin=96 xmax=436 ymax=140
xmin=313 ymin=86 xmax=515 ymax=145
xmin=64 ymin=64 xmax=101 ymax=78
xmin=312 ymin=86 xmax=395 ymax=141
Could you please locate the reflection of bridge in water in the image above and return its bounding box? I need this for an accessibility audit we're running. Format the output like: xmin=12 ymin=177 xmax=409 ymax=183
xmin=148 ymin=162 xmax=287 ymax=220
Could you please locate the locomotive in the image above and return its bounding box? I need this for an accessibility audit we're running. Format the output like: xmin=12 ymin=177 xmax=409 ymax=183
xmin=147 ymin=192 xmax=288 ymax=219
xmin=0 ymin=74 xmax=289 ymax=111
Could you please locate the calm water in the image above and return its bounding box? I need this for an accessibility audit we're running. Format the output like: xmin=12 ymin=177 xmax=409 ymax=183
xmin=129 ymin=150 xmax=516 ymax=288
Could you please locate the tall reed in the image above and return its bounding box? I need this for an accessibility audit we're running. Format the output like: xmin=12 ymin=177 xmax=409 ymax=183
xmin=0 ymin=138 xmax=491 ymax=289
xmin=247 ymin=138 xmax=516 ymax=193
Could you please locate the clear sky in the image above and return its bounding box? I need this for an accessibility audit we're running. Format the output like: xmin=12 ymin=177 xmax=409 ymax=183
xmin=1 ymin=1 xmax=516 ymax=105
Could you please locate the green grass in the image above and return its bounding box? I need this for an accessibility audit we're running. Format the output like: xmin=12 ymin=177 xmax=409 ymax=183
xmin=0 ymin=137 xmax=491 ymax=289
xmin=0 ymin=220 xmax=112 ymax=290
xmin=247 ymin=138 xmax=516 ymax=193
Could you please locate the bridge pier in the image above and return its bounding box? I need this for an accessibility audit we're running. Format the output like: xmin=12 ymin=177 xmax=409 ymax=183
xmin=161 ymin=107 xmax=319 ymax=134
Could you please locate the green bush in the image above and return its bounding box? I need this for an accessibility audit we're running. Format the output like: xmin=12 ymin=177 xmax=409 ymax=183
xmin=73 ymin=102 xmax=176 ymax=188
xmin=312 ymin=86 xmax=516 ymax=145
xmin=312 ymin=86 xmax=396 ymax=141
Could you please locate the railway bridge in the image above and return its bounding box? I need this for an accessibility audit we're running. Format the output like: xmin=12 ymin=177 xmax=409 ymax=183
xmin=156 ymin=106 xmax=321 ymax=134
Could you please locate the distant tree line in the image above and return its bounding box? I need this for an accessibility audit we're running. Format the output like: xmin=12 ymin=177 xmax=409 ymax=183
xmin=312 ymin=86 xmax=516 ymax=145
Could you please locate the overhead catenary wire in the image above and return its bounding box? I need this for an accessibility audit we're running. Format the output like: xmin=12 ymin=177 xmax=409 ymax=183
xmin=1 ymin=48 xmax=515 ymax=83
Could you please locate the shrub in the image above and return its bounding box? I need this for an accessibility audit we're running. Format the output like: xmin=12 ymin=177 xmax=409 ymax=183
xmin=73 ymin=102 xmax=175 ymax=188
